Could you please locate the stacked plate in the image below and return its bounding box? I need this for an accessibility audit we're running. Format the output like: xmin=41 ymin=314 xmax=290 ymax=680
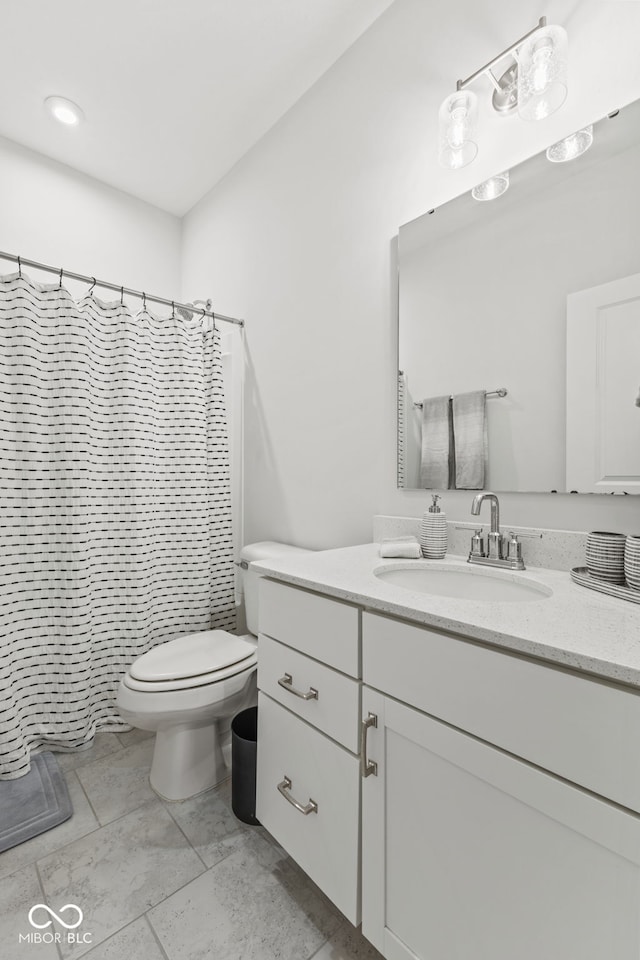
xmin=585 ymin=531 xmax=626 ymax=584
xmin=624 ymin=535 xmax=640 ymax=590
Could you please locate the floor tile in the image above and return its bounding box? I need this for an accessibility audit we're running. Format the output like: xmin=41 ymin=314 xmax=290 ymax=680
xmin=75 ymin=739 xmax=156 ymax=825
xmin=163 ymin=777 xmax=257 ymax=869
xmin=81 ymin=917 xmax=166 ymax=960
xmin=309 ymin=921 xmax=384 ymax=959
xmin=115 ymin=728 xmax=154 ymax=750
xmin=54 ymin=734 xmax=122 ymax=774
xmin=38 ymin=798 xmax=204 ymax=959
xmin=148 ymin=830 xmax=342 ymax=960
xmin=0 ymin=863 xmax=60 ymax=960
xmin=0 ymin=771 xmax=99 ymax=882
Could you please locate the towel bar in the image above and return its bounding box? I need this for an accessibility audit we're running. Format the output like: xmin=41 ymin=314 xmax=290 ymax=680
xmin=414 ymin=387 xmax=507 ymax=409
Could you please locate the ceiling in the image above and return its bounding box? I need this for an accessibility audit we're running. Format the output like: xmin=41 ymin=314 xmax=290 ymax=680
xmin=0 ymin=0 xmax=394 ymax=216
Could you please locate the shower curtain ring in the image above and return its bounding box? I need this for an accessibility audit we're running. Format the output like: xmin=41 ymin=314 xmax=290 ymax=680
xmin=142 ymin=291 xmax=146 ymax=310
xmin=17 ymin=255 xmax=22 ymax=277
xmin=58 ymin=267 xmax=63 ymax=289
xmin=172 ymin=300 xmax=175 ymax=318
xmin=120 ymin=286 xmax=124 ymax=305
xmin=88 ymin=277 xmax=97 ymax=295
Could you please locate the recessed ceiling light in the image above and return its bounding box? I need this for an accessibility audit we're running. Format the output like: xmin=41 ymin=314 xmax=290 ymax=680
xmin=44 ymin=96 xmax=84 ymax=127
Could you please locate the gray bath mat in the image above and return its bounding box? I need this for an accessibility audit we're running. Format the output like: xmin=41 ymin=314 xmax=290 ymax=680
xmin=0 ymin=751 xmax=73 ymax=853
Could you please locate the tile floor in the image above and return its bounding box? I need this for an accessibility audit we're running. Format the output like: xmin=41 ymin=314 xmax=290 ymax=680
xmin=1 ymin=731 xmax=383 ymax=960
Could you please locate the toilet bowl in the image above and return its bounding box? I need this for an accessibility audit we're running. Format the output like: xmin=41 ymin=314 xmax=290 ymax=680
xmin=115 ymin=541 xmax=309 ymax=801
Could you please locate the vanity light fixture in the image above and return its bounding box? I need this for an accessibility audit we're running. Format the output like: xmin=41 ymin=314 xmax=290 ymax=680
xmin=471 ymin=171 xmax=510 ymax=201
xmin=438 ymin=91 xmax=479 ymax=169
xmin=438 ymin=16 xmax=568 ymax=170
xmin=44 ymin=96 xmax=84 ymax=127
xmin=546 ymin=125 xmax=593 ymax=162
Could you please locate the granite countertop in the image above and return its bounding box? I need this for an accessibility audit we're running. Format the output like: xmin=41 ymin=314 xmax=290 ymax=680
xmin=252 ymin=543 xmax=640 ymax=689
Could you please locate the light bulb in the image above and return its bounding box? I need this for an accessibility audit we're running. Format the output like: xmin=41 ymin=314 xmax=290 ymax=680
xmin=530 ymin=38 xmax=554 ymax=93
xmin=517 ymin=24 xmax=568 ymax=122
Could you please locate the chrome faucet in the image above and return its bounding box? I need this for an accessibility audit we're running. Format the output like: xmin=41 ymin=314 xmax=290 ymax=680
xmin=471 ymin=492 xmax=501 ymax=559
xmin=468 ymin=492 xmax=525 ymax=570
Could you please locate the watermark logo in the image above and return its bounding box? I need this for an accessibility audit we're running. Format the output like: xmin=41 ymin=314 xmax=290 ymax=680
xmin=28 ymin=904 xmax=83 ymax=930
xmin=19 ymin=903 xmax=92 ymax=946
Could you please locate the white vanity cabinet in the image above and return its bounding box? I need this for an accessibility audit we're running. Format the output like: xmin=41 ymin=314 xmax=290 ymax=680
xmin=360 ymin=611 xmax=640 ymax=960
xmin=255 ymin=572 xmax=640 ymax=960
xmin=255 ymin=579 xmax=362 ymax=925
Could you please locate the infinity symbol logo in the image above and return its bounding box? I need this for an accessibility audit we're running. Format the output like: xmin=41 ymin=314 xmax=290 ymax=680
xmin=28 ymin=904 xmax=84 ymax=930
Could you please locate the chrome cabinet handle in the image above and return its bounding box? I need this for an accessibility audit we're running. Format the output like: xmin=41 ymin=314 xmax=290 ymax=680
xmin=361 ymin=712 xmax=378 ymax=778
xmin=277 ymin=776 xmax=318 ymax=815
xmin=277 ymin=673 xmax=318 ymax=701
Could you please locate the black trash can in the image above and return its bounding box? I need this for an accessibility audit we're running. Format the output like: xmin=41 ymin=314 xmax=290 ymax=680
xmin=231 ymin=706 xmax=260 ymax=825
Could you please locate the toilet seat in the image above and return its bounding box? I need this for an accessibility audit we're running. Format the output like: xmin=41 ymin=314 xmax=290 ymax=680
xmin=125 ymin=630 xmax=257 ymax=693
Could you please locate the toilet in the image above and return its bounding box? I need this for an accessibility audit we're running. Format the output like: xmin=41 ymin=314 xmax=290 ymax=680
xmin=116 ymin=541 xmax=309 ymax=801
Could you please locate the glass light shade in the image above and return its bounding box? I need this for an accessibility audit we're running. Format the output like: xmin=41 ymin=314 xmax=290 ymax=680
xmin=438 ymin=90 xmax=479 ymax=169
xmin=517 ymin=24 xmax=568 ymax=121
xmin=471 ymin=171 xmax=510 ymax=202
xmin=546 ymin=125 xmax=593 ymax=162
xmin=45 ymin=96 xmax=84 ymax=126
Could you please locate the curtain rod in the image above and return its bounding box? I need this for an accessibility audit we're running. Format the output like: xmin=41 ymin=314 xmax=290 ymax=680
xmin=0 ymin=250 xmax=244 ymax=327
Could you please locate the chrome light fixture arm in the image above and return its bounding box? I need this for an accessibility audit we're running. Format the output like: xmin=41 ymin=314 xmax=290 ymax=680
xmin=456 ymin=17 xmax=547 ymax=95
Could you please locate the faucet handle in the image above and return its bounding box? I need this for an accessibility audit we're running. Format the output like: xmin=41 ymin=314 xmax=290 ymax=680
xmin=506 ymin=531 xmax=523 ymax=563
xmin=470 ymin=529 xmax=485 ymax=557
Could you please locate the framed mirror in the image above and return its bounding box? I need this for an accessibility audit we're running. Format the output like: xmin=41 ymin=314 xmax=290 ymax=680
xmin=397 ymin=97 xmax=640 ymax=494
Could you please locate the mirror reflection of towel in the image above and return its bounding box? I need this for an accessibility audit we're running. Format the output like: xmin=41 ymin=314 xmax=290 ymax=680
xmin=420 ymin=395 xmax=452 ymax=489
xmin=452 ymin=390 xmax=487 ymax=489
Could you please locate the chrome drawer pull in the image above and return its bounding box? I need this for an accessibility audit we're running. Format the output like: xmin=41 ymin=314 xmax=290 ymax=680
xmin=277 ymin=673 xmax=319 ymax=701
xmin=361 ymin=712 xmax=378 ymax=778
xmin=277 ymin=776 xmax=318 ymax=815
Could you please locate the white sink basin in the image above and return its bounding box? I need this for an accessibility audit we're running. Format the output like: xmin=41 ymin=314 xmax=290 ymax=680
xmin=374 ymin=562 xmax=553 ymax=603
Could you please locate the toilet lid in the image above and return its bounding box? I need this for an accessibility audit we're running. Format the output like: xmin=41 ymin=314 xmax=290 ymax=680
xmin=130 ymin=630 xmax=256 ymax=683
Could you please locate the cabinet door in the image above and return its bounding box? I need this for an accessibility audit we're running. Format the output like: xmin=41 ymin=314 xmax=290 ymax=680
xmin=361 ymin=688 xmax=640 ymax=960
xmin=256 ymin=692 xmax=361 ymax=924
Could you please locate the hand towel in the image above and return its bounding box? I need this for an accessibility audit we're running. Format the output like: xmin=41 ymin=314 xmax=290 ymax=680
xmin=420 ymin=395 xmax=452 ymax=489
xmin=379 ymin=537 xmax=422 ymax=559
xmin=452 ymin=390 xmax=487 ymax=490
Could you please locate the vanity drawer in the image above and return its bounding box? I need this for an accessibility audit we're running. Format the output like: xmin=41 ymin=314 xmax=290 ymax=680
xmin=256 ymin=691 xmax=361 ymax=925
xmin=363 ymin=611 xmax=640 ymax=814
xmin=259 ymin=579 xmax=360 ymax=677
xmin=258 ymin=634 xmax=361 ymax=753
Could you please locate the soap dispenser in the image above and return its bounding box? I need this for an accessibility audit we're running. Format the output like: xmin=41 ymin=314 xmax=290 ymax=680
xmin=419 ymin=495 xmax=448 ymax=559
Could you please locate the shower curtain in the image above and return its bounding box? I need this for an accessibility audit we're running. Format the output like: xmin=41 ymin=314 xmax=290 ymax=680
xmin=0 ymin=271 xmax=236 ymax=779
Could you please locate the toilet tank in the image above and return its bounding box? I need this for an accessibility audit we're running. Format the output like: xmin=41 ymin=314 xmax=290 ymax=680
xmin=240 ymin=541 xmax=312 ymax=637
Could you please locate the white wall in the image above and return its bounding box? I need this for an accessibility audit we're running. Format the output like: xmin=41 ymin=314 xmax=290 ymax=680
xmin=0 ymin=135 xmax=181 ymax=302
xmin=181 ymin=0 xmax=640 ymax=547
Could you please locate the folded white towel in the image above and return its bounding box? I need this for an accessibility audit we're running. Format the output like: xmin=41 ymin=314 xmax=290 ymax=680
xmin=379 ymin=537 xmax=422 ymax=559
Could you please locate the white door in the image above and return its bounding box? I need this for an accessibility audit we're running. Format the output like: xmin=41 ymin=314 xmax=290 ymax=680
xmin=566 ymin=271 xmax=640 ymax=492
xmin=361 ymin=688 xmax=640 ymax=960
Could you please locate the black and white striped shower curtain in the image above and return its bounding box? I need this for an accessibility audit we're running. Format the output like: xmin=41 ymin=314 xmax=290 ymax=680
xmin=0 ymin=271 xmax=236 ymax=779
